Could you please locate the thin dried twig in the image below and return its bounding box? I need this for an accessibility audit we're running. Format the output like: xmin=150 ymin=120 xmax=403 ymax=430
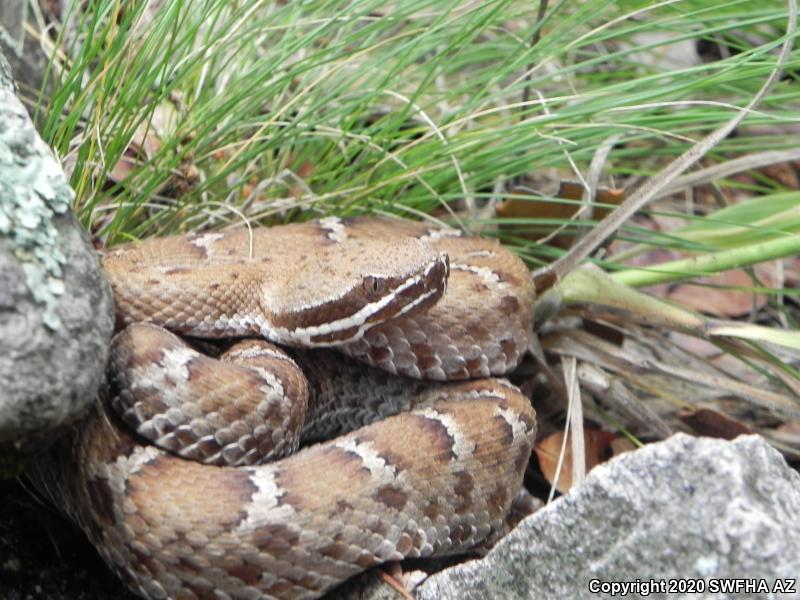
xmin=563 ymin=357 xmax=586 ymax=488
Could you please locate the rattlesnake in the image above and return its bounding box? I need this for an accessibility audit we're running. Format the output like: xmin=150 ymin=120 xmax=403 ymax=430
xmin=34 ymin=215 xmax=537 ymax=600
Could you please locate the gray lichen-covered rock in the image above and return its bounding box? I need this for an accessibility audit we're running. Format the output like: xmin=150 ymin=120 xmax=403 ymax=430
xmin=0 ymin=0 xmax=53 ymax=96
xmin=0 ymin=51 xmax=14 ymax=91
xmin=417 ymin=434 xmax=800 ymax=600
xmin=0 ymin=51 xmax=114 ymax=453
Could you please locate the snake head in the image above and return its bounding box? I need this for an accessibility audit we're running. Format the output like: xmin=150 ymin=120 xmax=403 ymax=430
xmin=102 ymin=217 xmax=449 ymax=345
xmin=266 ymin=237 xmax=449 ymax=347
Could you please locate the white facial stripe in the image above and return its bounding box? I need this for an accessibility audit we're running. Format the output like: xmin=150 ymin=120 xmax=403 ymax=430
xmin=269 ymin=274 xmax=423 ymax=343
xmin=188 ymin=268 xmax=433 ymax=346
xmin=319 ymin=216 xmax=348 ymax=243
xmin=451 ymin=263 xmax=508 ymax=290
xmin=394 ymin=288 xmax=437 ymax=318
xmin=199 ymin=254 xmax=443 ymax=345
xmin=414 ymin=407 xmax=475 ymax=462
xmin=260 ymin=249 xmax=446 ymax=317
xmin=270 ymin=279 xmax=438 ymax=347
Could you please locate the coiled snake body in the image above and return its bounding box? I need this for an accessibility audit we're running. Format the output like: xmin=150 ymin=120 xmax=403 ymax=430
xmin=36 ymin=216 xmax=537 ymax=600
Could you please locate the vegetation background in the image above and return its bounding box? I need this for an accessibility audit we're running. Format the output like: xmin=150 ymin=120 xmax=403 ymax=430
xmin=1 ymin=0 xmax=799 ymax=597
xmin=36 ymin=0 xmax=799 ymax=441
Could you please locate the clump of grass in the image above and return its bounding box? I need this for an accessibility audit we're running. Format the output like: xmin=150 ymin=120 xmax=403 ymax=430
xmin=38 ymin=1 xmax=800 ymax=252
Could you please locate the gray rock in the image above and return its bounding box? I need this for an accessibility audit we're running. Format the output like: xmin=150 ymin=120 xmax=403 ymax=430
xmin=0 ymin=50 xmax=13 ymax=91
xmin=417 ymin=434 xmax=800 ymax=600
xmin=0 ymin=49 xmax=114 ymax=453
xmin=0 ymin=0 xmax=53 ymax=97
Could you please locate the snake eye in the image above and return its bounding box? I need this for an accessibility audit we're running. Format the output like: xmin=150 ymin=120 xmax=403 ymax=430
xmin=362 ymin=276 xmax=386 ymax=298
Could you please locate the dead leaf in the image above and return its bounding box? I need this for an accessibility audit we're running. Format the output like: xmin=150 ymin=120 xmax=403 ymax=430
xmin=533 ymin=427 xmax=631 ymax=493
xmin=497 ymin=181 xmax=624 ymax=248
xmin=665 ymin=264 xmax=778 ymax=317
xmin=678 ymin=407 xmax=753 ymax=439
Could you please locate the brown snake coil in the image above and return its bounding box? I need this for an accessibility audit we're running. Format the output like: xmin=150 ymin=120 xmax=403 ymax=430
xmin=35 ymin=216 xmax=537 ymax=600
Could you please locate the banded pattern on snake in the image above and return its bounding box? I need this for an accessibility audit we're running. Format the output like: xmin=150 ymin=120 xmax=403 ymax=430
xmin=34 ymin=216 xmax=537 ymax=600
